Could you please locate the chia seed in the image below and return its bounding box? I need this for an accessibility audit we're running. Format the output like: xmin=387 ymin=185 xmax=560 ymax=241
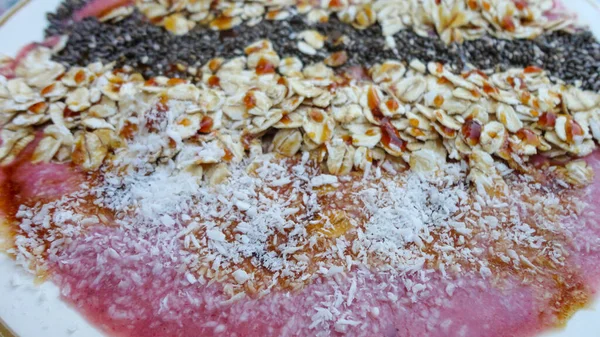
xmin=46 ymin=0 xmax=600 ymax=91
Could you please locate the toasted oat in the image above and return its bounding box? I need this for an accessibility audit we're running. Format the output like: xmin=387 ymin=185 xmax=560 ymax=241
xmin=3 ymin=41 xmax=599 ymax=191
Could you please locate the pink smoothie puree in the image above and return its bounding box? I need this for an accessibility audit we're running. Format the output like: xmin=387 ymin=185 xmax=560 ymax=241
xmin=1 ymin=136 xmax=599 ymax=337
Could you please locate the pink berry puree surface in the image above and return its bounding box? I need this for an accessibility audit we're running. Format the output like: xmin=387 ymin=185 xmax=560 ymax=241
xmin=1 ymin=140 xmax=599 ymax=337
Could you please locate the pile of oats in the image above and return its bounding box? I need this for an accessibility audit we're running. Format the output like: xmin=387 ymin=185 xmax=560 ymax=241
xmin=1 ymin=40 xmax=598 ymax=189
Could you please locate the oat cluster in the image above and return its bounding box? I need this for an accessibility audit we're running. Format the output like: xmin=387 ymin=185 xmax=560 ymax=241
xmin=1 ymin=40 xmax=597 ymax=189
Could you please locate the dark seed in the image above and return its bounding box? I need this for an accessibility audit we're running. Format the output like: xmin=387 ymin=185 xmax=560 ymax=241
xmin=46 ymin=0 xmax=600 ymax=91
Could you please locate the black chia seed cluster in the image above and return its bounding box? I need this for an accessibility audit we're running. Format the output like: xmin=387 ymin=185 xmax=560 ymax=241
xmin=46 ymin=0 xmax=600 ymax=91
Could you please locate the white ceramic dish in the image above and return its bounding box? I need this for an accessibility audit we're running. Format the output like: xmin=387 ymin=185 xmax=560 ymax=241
xmin=0 ymin=1 xmax=599 ymax=336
